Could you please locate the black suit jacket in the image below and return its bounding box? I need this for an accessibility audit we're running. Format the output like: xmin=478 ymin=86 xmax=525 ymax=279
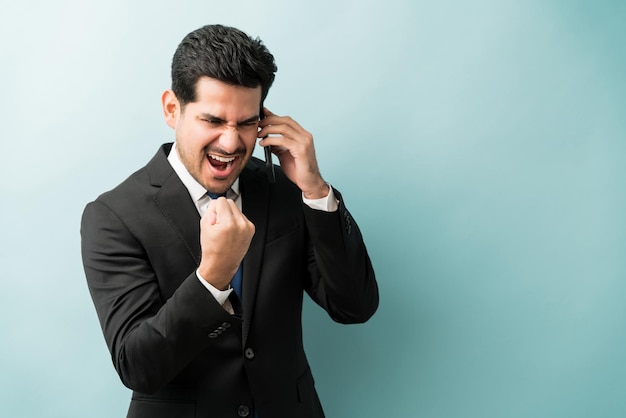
xmin=81 ymin=143 xmax=378 ymax=418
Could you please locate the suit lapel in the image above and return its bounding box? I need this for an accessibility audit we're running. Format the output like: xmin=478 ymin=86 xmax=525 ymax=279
xmin=240 ymin=164 xmax=270 ymax=345
xmin=147 ymin=145 xmax=269 ymax=344
xmin=148 ymin=144 xmax=202 ymax=265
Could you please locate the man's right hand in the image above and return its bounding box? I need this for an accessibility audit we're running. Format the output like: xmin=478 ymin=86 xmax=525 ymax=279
xmin=198 ymin=197 xmax=255 ymax=290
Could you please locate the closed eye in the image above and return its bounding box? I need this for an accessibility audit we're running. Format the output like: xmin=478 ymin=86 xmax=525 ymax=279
xmin=198 ymin=114 xmax=259 ymax=128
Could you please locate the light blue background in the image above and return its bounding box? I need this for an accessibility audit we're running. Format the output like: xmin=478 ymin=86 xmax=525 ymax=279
xmin=1 ymin=1 xmax=625 ymax=417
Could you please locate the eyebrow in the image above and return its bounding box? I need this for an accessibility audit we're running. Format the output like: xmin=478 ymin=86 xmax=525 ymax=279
xmin=200 ymin=113 xmax=260 ymax=125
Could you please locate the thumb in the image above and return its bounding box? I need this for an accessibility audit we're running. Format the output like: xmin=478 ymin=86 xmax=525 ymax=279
xmin=207 ymin=201 xmax=218 ymax=225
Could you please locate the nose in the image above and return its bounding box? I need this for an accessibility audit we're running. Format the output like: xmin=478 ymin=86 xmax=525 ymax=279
xmin=219 ymin=125 xmax=240 ymax=153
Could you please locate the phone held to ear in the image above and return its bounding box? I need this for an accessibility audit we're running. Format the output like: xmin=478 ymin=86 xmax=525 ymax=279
xmin=260 ymin=106 xmax=276 ymax=184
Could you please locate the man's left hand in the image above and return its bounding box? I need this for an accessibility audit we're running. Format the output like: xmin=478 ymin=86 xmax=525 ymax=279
xmin=258 ymin=108 xmax=329 ymax=199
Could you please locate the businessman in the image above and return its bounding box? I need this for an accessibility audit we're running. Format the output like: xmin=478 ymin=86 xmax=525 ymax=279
xmin=81 ymin=24 xmax=378 ymax=418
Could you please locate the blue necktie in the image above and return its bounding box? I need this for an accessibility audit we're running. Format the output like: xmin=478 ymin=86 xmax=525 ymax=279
xmin=207 ymin=192 xmax=243 ymax=301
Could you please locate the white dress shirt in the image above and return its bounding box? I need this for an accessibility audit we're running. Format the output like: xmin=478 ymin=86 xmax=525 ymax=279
xmin=167 ymin=142 xmax=337 ymax=308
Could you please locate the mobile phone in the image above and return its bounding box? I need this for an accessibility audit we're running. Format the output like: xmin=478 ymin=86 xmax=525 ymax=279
xmin=260 ymin=106 xmax=276 ymax=183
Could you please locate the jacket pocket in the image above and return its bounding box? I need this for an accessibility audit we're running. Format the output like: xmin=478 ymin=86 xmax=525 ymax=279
xmin=296 ymin=368 xmax=325 ymax=417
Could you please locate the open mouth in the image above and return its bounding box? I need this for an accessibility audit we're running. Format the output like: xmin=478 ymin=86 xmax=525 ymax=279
xmin=207 ymin=153 xmax=239 ymax=178
xmin=209 ymin=154 xmax=235 ymax=169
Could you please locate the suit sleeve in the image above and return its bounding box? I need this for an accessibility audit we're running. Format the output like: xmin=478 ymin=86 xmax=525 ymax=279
xmin=302 ymin=188 xmax=379 ymax=324
xmin=80 ymin=200 xmax=240 ymax=394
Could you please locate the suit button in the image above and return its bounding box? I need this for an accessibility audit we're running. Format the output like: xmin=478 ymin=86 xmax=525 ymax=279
xmin=238 ymin=405 xmax=250 ymax=417
xmin=222 ymin=322 xmax=231 ymax=328
xmin=245 ymin=347 xmax=255 ymax=359
xmin=208 ymin=332 xmax=218 ymax=338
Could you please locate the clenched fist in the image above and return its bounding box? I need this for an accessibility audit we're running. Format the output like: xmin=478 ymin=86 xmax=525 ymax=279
xmin=198 ymin=197 xmax=255 ymax=290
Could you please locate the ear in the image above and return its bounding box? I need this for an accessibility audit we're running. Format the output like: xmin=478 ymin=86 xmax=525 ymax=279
xmin=161 ymin=89 xmax=180 ymax=129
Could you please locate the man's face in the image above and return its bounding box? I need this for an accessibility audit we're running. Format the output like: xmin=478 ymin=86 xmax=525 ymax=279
xmin=164 ymin=77 xmax=262 ymax=194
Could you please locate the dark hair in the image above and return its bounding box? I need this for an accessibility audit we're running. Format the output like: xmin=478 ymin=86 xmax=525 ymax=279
xmin=171 ymin=24 xmax=277 ymax=107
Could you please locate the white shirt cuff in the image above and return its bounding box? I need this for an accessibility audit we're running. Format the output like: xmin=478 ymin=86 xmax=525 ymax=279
xmin=196 ymin=270 xmax=233 ymax=305
xmin=302 ymin=184 xmax=338 ymax=212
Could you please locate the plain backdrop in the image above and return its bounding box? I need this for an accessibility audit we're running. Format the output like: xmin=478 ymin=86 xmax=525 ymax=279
xmin=1 ymin=1 xmax=625 ymax=417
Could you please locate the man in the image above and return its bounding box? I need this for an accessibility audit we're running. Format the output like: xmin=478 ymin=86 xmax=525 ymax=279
xmin=81 ymin=24 xmax=378 ymax=418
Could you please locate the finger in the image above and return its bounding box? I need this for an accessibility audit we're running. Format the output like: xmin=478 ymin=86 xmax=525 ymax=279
xmin=225 ymin=198 xmax=244 ymax=219
xmin=206 ymin=203 xmax=218 ymax=225
xmin=209 ymin=197 xmax=238 ymax=225
xmin=259 ymin=133 xmax=310 ymax=157
xmin=260 ymin=114 xmax=305 ymax=132
xmin=269 ymin=144 xmax=289 ymax=156
xmin=258 ymin=112 xmax=306 ymax=134
xmin=258 ymin=123 xmax=306 ymax=142
xmin=220 ymin=198 xmax=252 ymax=228
xmin=227 ymin=200 xmax=254 ymax=230
xmin=258 ymin=108 xmax=274 ymax=128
